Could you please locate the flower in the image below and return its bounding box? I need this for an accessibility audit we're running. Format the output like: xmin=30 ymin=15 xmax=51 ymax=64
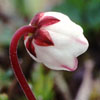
xmin=10 ymin=11 xmax=89 ymax=100
xmin=24 ymin=12 xmax=89 ymax=71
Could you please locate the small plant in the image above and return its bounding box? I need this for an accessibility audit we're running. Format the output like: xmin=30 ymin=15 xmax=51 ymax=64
xmin=9 ymin=12 xmax=89 ymax=100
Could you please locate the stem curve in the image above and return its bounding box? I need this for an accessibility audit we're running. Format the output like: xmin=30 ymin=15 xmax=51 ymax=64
xmin=9 ymin=25 xmax=36 ymax=100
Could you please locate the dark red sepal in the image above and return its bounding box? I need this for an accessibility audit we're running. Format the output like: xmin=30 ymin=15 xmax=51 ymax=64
xmin=38 ymin=16 xmax=60 ymax=28
xmin=31 ymin=42 xmax=36 ymax=57
xmin=34 ymin=29 xmax=54 ymax=46
xmin=26 ymin=37 xmax=36 ymax=57
xmin=30 ymin=12 xmax=44 ymax=26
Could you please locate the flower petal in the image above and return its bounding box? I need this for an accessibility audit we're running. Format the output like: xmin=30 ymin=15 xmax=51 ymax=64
xmin=61 ymin=58 xmax=78 ymax=71
xmin=34 ymin=29 xmax=54 ymax=46
xmin=33 ymin=44 xmax=78 ymax=71
xmin=44 ymin=12 xmax=83 ymax=38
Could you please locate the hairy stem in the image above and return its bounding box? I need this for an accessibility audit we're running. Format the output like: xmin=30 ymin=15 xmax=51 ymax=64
xmin=9 ymin=25 xmax=36 ymax=100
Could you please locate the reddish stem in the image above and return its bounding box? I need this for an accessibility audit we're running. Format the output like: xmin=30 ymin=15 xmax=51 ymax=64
xmin=9 ymin=25 xmax=36 ymax=100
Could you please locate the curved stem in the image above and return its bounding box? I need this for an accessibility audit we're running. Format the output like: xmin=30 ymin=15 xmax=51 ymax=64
xmin=9 ymin=25 xmax=36 ymax=100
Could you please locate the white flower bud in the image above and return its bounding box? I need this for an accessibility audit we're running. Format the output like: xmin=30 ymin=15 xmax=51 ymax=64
xmin=24 ymin=12 xmax=89 ymax=71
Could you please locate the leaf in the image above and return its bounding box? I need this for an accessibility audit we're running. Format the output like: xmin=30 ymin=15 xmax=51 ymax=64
xmin=0 ymin=28 xmax=13 ymax=46
xmin=0 ymin=94 xmax=8 ymax=100
xmin=0 ymin=69 xmax=12 ymax=87
xmin=31 ymin=64 xmax=54 ymax=100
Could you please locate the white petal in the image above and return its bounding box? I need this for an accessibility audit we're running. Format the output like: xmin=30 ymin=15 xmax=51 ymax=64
xmin=33 ymin=40 xmax=78 ymax=71
xmin=43 ymin=12 xmax=89 ymax=57
xmin=32 ymin=28 xmax=88 ymax=71
xmin=43 ymin=12 xmax=85 ymax=39
xmin=44 ymin=12 xmax=70 ymax=21
xmin=44 ymin=29 xmax=88 ymax=57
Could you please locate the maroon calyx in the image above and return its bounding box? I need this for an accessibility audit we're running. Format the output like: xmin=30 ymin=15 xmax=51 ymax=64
xmin=26 ymin=36 xmax=36 ymax=57
xmin=38 ymin=16 xmax=60 ymax=28
xmin=25 ymin=13 xmax=60 ymax=57
xmin=30 ymin=12 xmax=60 ymax=28
xmin=34 ymin=29 xmax=54 ymax=46
xmin=28 ymin=12 xmax=60 ymax=46
xmin=30 ymin=12 xmax=44 ymax=26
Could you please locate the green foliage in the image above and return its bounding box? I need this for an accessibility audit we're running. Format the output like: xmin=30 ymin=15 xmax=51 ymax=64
xmin=12 ymin=0 xmax=44 ymax=17
xmin=53 ymin=0 xmax=100 ymax=32
xmin=12 ymin=0 xmax=28 ymax=16
xmin=0 ymin=27 xmax=12 ymax=46
xmin=0 ymin=0 xmax=100 ymax=100
xmin=0 ymin=94 xmax=8 ymax=100
xmin=86 ymin=0 xmax=100 ymax=29
xmin=30 ymin=65 xmax=54 ymax=100
xmin=0 ymin=69 xmax=12 ymax=88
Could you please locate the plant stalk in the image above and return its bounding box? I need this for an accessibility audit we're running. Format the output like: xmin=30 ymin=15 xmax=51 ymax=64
xmin=9 ymin=25 xmax=36 ymax=100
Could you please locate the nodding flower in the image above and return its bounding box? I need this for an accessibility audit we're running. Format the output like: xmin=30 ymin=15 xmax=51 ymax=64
xmin=9 ymin=12 xmax=89 ymax=100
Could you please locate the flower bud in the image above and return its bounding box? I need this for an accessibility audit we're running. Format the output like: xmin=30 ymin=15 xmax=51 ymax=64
xmin=24 ymin=12 xmax=89 ymax=71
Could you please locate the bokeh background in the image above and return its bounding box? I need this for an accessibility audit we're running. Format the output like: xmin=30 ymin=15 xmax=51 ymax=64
xmin=0 ymin=0 xmax=100 ymax=100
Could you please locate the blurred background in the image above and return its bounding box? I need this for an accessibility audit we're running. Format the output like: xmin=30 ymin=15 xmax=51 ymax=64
xmin=0 ymin=0 xmax=100 ymax=100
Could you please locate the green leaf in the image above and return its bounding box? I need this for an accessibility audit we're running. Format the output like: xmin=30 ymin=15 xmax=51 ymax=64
xmin=0 ymin=27 xmax=13 ymax=46
xmin=0 ymin=69 xmax=12 ymax=87
xmin=52 ymin=0 xmax=82 ymax=24
xmin=30 ymin=64 xmax=54 ymax=100
xmin=0 ymin=94 xmax=8 ymax=100
xmin=52 ymin=0 xmax=100 ymax=32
